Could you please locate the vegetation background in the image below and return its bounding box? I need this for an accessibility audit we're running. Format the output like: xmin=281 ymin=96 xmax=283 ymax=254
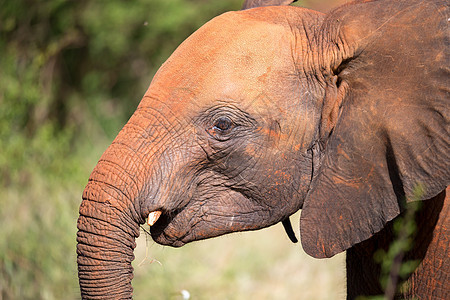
xmin=1 ymin=0 xmax=348 ymax=299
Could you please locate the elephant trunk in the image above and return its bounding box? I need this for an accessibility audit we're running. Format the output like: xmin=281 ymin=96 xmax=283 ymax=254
xmin=77 ymin=180 xmax=140 ymax=299
xmin=76 ymin=104 xmax=177 ymax=298
xmin=77 ymin=140 xmax=148 ymax=299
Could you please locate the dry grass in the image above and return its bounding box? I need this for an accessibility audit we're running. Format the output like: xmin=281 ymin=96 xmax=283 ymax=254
xmin=133 ymin=212 xmax=346 ymax=299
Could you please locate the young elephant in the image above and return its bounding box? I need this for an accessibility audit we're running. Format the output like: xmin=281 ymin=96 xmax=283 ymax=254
xmin=77 ymin=0 xmax=449 ymax=298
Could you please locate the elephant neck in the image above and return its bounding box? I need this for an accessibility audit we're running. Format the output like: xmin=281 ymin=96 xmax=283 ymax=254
xmin=345 ymin=187 xmax=449 ymax=299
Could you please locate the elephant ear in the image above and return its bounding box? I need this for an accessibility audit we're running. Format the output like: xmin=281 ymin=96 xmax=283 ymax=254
xmin=300 ymin=0 xmax=450 ymax=258
xmin=242 ymin=0 xmax=297 ymax=10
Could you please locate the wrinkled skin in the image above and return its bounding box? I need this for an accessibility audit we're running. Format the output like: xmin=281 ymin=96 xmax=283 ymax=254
xmin=77 ymin=0 xmax=449 ymax=299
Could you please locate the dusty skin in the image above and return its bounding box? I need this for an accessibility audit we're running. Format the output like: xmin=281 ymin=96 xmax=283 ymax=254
xmin=77 ymin=0 xmax=449 ymax=299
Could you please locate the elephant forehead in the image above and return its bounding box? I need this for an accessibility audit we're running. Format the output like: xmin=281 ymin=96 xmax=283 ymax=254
xmin=143 ymin=9 xmax=297 ymax=110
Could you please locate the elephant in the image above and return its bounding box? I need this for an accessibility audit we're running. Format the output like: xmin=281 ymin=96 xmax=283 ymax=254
xmin=77 ymin=0 xmax=449 ymax=298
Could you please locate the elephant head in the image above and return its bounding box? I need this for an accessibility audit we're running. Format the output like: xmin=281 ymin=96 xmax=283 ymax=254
xmin=77 ymin=0 xmax=449 ymax=298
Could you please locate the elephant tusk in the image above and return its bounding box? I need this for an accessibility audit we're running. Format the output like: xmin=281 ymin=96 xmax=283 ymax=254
xmin=147 ymin=211 xmax=162 ymax=226
xmin=282 ymin=217 xmax=298 ymax=243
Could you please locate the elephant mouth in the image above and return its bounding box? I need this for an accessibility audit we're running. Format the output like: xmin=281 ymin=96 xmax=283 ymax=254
xmin=148 ymin=208 xmax=188 ymax=247
xmin=147 ymin=206 xmax=299 ymax=246
xmin=144 ymin=183 xmax=300 ymax=247
xmin=147 ymin=203 xmax=260 ymax=247
xmin=147 ymin=205 xmax=239 ymax=247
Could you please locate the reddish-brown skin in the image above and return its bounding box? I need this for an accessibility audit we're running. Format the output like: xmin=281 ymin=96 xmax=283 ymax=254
xmin=77 ymin=0 xmax=449 ymax=299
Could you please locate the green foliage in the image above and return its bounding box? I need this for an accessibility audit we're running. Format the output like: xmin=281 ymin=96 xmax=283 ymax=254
xmin=377 ymin=187 xmax=424 ymax=292
xmin=361 ymin=185 xmax=425 ymax=300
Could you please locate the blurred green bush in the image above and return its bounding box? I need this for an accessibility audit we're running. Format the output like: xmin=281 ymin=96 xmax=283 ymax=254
xmin=0 ymin=0 xmax=346 ymax=299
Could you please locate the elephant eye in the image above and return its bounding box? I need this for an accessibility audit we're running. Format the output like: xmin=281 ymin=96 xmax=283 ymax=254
xmin=206 ymin=116 xmax=235 ymax=141
xmin=213 ymin=117 xmax=233 ymax=132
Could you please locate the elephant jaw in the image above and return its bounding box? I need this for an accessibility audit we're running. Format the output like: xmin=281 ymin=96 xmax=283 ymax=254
xmin=147 ymin=209 xmax=299 ymax=245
